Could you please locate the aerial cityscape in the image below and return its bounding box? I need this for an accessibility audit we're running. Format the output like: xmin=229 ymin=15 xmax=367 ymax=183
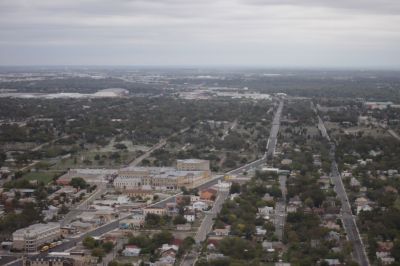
xmin=1 ymin=1 xmax=400 ymax=266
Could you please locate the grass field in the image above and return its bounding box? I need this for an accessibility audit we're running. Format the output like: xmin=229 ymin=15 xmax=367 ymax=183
xmin=22 ymin=171 xmax=60 ymax=184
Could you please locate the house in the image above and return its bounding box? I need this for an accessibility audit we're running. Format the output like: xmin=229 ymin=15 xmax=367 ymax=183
xmin=200 ymin=188 xmax=218 ymax=201
xmin=281 ymin=159 xmax=292 ymax=165
xmin=175 ymin=195 xmax=190 ymax=206
xmin=342 ymin=171 xmax=352 ymax=177
xmin=355 ymin=197 xmax=369 ymax=208
xmin=143 ymin=207 xmax=167 ymax=216
xmin=380 ymin=257 xmax=395 ymax=265
xmin=350 ymin=177 xmax=361 ymax=187
xmin=319 ymin=176 xmax=331 ymax=190
xmin=288 ymin=196 xmax=302 ymax=207
xmin=119 ymin=217 xmax=145 ymax=230
xmin=263 ymin=193 xmax=274 ymax=201
xmin=152 ymin=254 xmax=176 ymax=266
xmin=324 ymin=258 xmax=341 ymax=266
xmin=207 ymin=253 xmax=226 ymax=262
xmin=262 ymin=241 xmax=275 ymax=252
xmin=215 ymin=180 xmax=231 ymax=191
xmin=322 ymin=221 xmax=341 ymax=230
xmin=42 ymin=205 xmax=59 ymax=221
xmin=377 ymin=241 xmax=394 ymax=252
xmin=184 ymin=211 xmax=196 ymax=222
xmin=326 ymin=231 xmax=340 ymax=242
xmin=357 ymin=204 xmax=372 ymax=215
xmin=376 ymin=251 xmax=395 ymax=265
xmin=176 ymin=223 xmax=191 ymax=231
xmin=355 ymin=197 xmax=372 ymax=214
xmin=388 ymin=169 xmax=399 ymax=177
xmin=213 ymin=225 xmax=231 ymax=236
xmin=122 ymin=245 xmax=141 ymax=257
xmin=193 ymin=201 xmax=208 ymax=211
xmin=255 ymin=226 xmax=267 ymax=236
xmin=160 ymin=244 xmax=179 ymax=253
xmin=190 ymin=195 xmax=201 ymax=203
xmin=258 ymin=206 xmax=274 ymax=219
xmin=61 ymin=225 xmax=77 ymax=237
xmin=230 ymin=193 xmax=240 ymax=200
xmin=207 ymin=243 xmax=216 ymax=251
xmin=286 ymin=204 xmax=298 ymax=213
xmin=166 ymin=202 xmax=178 ymax=215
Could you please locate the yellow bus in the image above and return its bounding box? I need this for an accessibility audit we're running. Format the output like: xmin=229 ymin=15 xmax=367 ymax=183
xmin=40 ymin=245 xmax=49 ymax=252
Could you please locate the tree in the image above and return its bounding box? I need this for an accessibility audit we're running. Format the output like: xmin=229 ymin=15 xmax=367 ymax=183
xmin=152 ymin=231 xmax=173 ymax=247
xmin=102 ymin=241 xmax=114 ymax=253
xmin=92 ymin=247 xmax=105 ymax=259
xmin=83 ymin=236 xmax=97 ymax=249
xmin=229 ymin=182 xmax=241 ymax=194
xmin=173 ymin=215 xmax=187 ymax=225
xmin=145 ymin=213 xmax=161 ymax=228
xmin=70 ymin=177 xmax=88 ymax=189
xmin=178 ymin=236 xmax=195 ymax=257
xmin=392 ymin=240 xmax=400 ymax=261
xmin=114 ymin=143 xmax=128 ymax=150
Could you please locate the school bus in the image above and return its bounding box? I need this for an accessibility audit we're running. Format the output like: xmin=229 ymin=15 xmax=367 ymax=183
xmin=40 ymin=245 xmax=49 ymax=252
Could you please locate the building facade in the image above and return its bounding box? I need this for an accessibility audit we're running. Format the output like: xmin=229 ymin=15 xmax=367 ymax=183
xmin=176 ymin=159 xmax=210 ymax=171
xmin=13 ymin=223 xmax=61 ymax=252
xmin=114 ymin=159 xmax=210 ymax=192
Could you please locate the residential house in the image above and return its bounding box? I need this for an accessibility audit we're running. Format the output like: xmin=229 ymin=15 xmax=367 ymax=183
xmin=258 ymin=206 xmax=274 ymax=219
xmin=200 ymin=188 xmax=218 ymax=201
xmin=213 ymin=225 xmax=231 ymax=236
xmin=122 ymin=245 xmax=141 ymax=257
xmin=193 ymin=201 xmax=208 ymax=211
xmin=184 ymin=211 xmax=195 ymax=222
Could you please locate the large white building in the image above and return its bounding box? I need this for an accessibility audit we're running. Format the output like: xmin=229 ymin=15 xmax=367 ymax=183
xmin=114 ymin=159 xmax=211 ymax=192
xmin=176 ymin=159 xmax=210 ymax=171
xmin=12 ymin=222 xmax=61 ymax=252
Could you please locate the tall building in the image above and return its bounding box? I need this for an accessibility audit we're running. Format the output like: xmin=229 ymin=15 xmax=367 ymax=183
xmin=12 ymin=223 xmax=61 ymax=252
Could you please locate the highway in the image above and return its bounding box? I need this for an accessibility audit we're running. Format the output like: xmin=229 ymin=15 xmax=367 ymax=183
xmin=317 ymin=115 xmax=369 ymax=266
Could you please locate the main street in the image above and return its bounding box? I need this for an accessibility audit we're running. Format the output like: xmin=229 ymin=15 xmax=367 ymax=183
xmin=7 ymin=101 xmax=284 ymax=266
xmin=274 ymin=175 xmax=287 ymax=241
xmin=181 ymin=100 xmax=284 ymax=266
xmin=317 ymin=115 xmax=369 ymax=266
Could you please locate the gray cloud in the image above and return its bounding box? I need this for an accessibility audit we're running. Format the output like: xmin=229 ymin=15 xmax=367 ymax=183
xmin=245 ymin=0 xmax=400 ymax=15
xmin=0 ymin=0 xmax=399 ymax=68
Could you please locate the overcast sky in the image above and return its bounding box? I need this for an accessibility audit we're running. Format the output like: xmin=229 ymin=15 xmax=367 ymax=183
xmin=0 ymin=0 xmax=400 ymax=68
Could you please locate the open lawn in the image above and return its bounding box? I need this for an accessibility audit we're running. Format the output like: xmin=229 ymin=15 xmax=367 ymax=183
xmin=22 ymin=171 xmax=61 ymax=184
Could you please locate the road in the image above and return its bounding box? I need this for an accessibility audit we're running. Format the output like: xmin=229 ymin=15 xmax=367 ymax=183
xmin=129 ymin=126 xmax=190 ymax=166
xmin=181 ymin=100 xmax=284 ymax=266
xmin=5 ymin=212 xmax=132 ymax=266
xmin=387 ymin=129 xmax=400 ymax=141
xmin=317 ymin=115 xmax=369 ymax=266
xmin=8 ymin=102 xmax=285 ymax=266
xmin=274 ymin=175 xmax=287 ymax=241
xmin=265 ymin=101 xmax=283 ymax=160
xmin=221 ymin=119 xmax=238 ymax=140
xmin=61 ymin=183 xmax=108 ymax=226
